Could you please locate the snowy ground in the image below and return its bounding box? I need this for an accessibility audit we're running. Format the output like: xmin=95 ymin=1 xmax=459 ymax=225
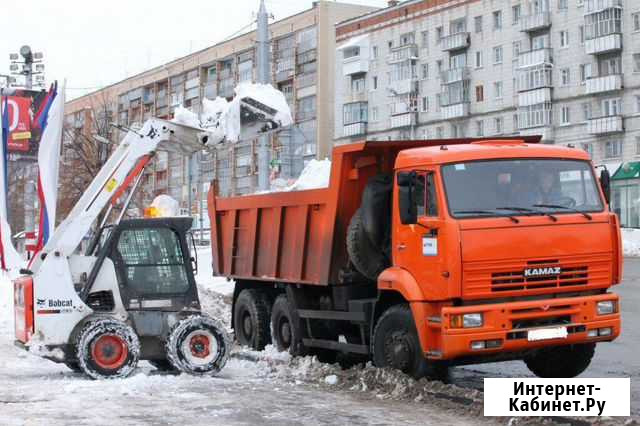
xmin=622 ymin=228 xmax=640 ymax=257
xmin=0 ymin=250 xmax=635 ymax=425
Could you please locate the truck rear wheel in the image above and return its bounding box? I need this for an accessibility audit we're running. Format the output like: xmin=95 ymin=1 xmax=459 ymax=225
xmin=524 ymin=343 xmax=595 ymax=378
xmin=166 ymin=315 xmax=230 ymax=375
xmin=372 ymin=305 xmax=447 ymax=380
xmin=347 ymin=208 xmax=389 ymax=281
xmin=75 ymin=318 xmax=140 ymax=380
xmin=270 ymin=294 xmax=304 ymax=356
xmin=233 ymin=289 xmax=272 ymax=350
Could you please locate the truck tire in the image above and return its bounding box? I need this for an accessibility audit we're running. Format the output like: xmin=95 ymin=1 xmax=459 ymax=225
xmin=74 ymin=318 xmax=140 ymax=380
xmin=233 ymin=289 xmax=272 ymax=350
xmin=270 ymin=294 xmax=305 ymax=356
xmin=372 ymin=305 xmax=448 ymax=380
xmin=524 ymin=343 xmax=595 ymax=378
xmin=347 ymin=208 xmax=389 ymax=281
xmin=166 ymin=315 xmax=230 ymax=375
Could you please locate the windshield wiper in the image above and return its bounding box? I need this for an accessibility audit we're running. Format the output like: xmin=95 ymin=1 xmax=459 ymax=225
xmin=533 ymin=204 xmax=592 ymax=220
xmin=453 ymin=209 xmax=520 ymax=223
xmin=496 ymin=206 xmax=558 ymax=222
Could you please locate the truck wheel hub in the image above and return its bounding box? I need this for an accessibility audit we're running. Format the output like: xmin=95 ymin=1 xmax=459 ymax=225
xmin=279 ymin=319 xmax=292 ymax=347
xmin=242 ymin=314 xmax=253 ymax=339
xmin=189 ymin=335 xmax=211 ymax=358
xmin=92 ymin=334 xmax=128 ymax=370
xmin=384 ymin=332 xmax=411 ymax=371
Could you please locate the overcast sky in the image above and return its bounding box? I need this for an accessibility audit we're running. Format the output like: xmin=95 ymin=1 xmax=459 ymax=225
xmin=1 ymin=0 xmax=387 ymax=99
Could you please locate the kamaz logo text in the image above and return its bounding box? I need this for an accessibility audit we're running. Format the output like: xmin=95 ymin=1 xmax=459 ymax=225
xmin=524 ymin=267 xmax=561 ymax=277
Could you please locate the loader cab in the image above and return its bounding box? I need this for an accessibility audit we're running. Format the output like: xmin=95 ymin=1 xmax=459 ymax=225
xmin=87 ymin=217 xmax=200 ymax=312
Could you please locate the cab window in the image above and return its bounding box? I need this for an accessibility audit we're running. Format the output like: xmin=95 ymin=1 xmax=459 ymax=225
xmin=414 ymin=172 xmax=438 ymax=217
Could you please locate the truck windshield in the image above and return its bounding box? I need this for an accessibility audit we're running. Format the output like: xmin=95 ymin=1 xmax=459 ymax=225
xmin=441 ymin=159 xmax=604 ymax=218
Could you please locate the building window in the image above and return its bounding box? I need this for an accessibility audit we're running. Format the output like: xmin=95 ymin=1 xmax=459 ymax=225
xmin=512 ymin=5 xmax=521 ymax=25
xmin=579 ymin=25 xmax=585 ymax=44
xmin=493 ymin=46 xmax=503 ymax=64
xmin=476 ymin=85 xmax=484 ymax=102
xmin=561 ymin=106 xmax=571 ymax=124
xmin=421 ymin=64 xmax=429 ymax=79
xmin=421 ymin=96 xmax=429 ymax=112
xmin=436 ymin=60 xmax=443 ymax=73
xmin=582 ymin=102 xmax=592 ymax=121
xmin=579 ymin=64 xmax=592 ymax=83
xmin=633 ymin=54 xmax=640 ymax=73
xmin=559 ymin=30 xmax=569 ymax=48
xmin=561 ymin=68 xmax=570 ymax=86
xmin=602 ymin=98 xmax=622 ymax=116
xmin=474 ymin=15 xmax=483 ymax=33
xmin=421 ymin=31 xmax=429 ymax=46
xmin=513 ymin=114 xmax=519 ymax=131
xmin=604 ymin=140 xmax=622 ymax=159
xmin=371 ymin=106 xmax=378 ymax=122
xmin=476 ymin=120 xmax=484 ymax=136
xmin=436 ymin=27 xmax=443 ymax=43
xmin=495 ymin=117 xmax=503 ymax=134
xmin=436 ymin=126 xmax=444 ymax=138
xmin=475 ymin=51 xmax=483 ymax=68
xmin=512 ymin=41 xmax=521 ymax=59
xmin=351 ymin=75 xmax=366 ymax=93
xmin=493 ymin=10 xmax=502 ymax=30
xmin=494 ymin=81 xmax=503 ymax=99
xmin=372 ymin=76 xmax=378 ymax=90
xmin=388 ymin=40 xmax=393 ymax=49
xmin=581 ymin=143 xmax=594 ymax=157
xmin=633 ymin=13 xmax=640 ymax=31
xmin=636 ymin=136 xmax=640 ymax=156
xmin=372 ymin=46 xmax=379 ymax=59
xmin=558 ymin=0 xmax=568 ymax=10
xmin=435 ymin=94 xmax=441 ymax=112
xmin=343 ymin=102 xmax=368 ymax=125
xmin=636 ymin=95 xmax=640 ymax=113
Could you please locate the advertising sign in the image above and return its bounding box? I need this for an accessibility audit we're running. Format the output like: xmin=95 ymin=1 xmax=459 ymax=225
xmin=0 ymin=88 xmax=48 ymax=161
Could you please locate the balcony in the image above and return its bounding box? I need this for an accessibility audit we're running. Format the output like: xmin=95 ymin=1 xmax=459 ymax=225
xmin=518 ymin=48 xmax=553 ymax=69
xmin=387 ymin=44 xmax=419 ymax=63
xmin=520 ymin=12 xmax=552 ymax=32
xmin=518 ymin=88 xmax=553 ymax=107
xmin=587 ymin=115 xmax=623 ymax=135
xmin=390 ymin=112 xmax=417 ymax=129
xmin=585 ymin=74 xmax=623 ymax=95
xmin=343 ymin=56 xmax=369 ymax=76
xmin=584 ymin=0 xmax=622 ymax=14
xmin=343 ymin=122 xmax=367 ymax=137
xmin=388 ymin=79 xmax=418 ymax=95
xmin=440 ymin=67 xmax=470 ymax=85
xmin=518 ymin=65 xmax=553 ymax=92
xmin=440 ymin=32 xmax=470 ymax=52
xmin=441 ymin=103 xmax=470 ymax=120
xmin=344 ymin=90 xmax=367 ymax=104
xmin=585 ymin=33 xmax=622 ymax=55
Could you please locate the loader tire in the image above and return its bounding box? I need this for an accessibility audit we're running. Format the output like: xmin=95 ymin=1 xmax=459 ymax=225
xmin=524 ymin=343 xmax=595 ymax=378
xmin=347 ymin=208 xmax=388 ymax=281
xmin=166 ymin=315 xmax=230 ymax=375
xmin=75 ymin=318 xmax=140 ymax=380
xmin=372 ymin=305 xmax=448 ymax=381
xmin=270 ymin=294 xmax=305 ymax=356
xmin=233 ymin=289 xmax=272 ymax=350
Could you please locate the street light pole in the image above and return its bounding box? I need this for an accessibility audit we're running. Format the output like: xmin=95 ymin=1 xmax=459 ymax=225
xmin=256 ymin=0 xmax=271 ymax=191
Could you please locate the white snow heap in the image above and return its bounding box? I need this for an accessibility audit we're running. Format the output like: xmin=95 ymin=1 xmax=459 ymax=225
xmin=286 ymin=159 xmax=332 ymax=191
xmin=171 ymin=82 xmax=293 ymax=145
xmin=150 ymin=195 xmax=180 ymax=217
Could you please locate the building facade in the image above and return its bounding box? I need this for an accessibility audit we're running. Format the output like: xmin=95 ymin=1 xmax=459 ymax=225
xmin=64 ymin=1 xmax=376 ymax=227
xmin=334 ymin=0 xmax=640 ymax=226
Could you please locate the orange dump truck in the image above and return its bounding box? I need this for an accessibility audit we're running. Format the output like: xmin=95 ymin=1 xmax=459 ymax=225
xmin=208 ymin=138 xmax=622 ymax=378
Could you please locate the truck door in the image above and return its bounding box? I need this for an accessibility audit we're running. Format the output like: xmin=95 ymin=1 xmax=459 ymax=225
xmin=394 ymin=170 xmax=449 ymax=298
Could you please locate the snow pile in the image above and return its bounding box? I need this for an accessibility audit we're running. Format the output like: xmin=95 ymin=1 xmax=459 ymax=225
xmin=171 ymin=82 xmax=293 ymax=145
xmin=150 ymin=194 xmax=180 ymax=217
xmin=286 ymin=159 xmax=331 ymax=191
xmin=622 ymin=228 xmax=640 ymax=257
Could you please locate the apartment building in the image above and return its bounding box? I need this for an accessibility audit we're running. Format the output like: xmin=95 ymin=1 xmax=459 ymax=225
xmin=64 ymin=1 xmax=377 ymax=224
xmin=334 ymin=0 xmax=640 ymax=226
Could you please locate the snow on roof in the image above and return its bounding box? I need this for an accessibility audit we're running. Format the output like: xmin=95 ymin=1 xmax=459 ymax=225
xmin=337 ymin=34 xmax=370 ymax=50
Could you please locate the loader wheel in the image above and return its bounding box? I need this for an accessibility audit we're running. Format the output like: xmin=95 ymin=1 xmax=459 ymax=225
xmin=524 ymin=343 xmax=595 ymax=378
xmin=270 ymin=294 xmax=305 ymax=356
xmin=233 ymin=289 xmax=271 ymax=350
xmin=166 ymin=315 xmax=230 ymax=375
xmin=75 ymin=318 xmax=140 ymax=380
xmin=372 ymin=305 xmax=448 ymax=380
xmin=347 ymin=208 xmax=388 ymax=281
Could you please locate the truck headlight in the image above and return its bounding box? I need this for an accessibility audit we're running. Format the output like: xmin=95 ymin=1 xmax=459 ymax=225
xmin=451 ymin=313 xmax=483 ymax=328
xmin=597 ymin=300 xmax=616 ymax=315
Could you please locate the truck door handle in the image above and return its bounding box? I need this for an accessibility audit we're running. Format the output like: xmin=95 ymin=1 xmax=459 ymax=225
xmin=397 ymin=243 xmax=406 ymax=251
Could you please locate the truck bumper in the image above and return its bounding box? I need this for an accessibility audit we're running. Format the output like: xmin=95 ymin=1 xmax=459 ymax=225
xmin=429 ymin=293 xmax=620 ymax=360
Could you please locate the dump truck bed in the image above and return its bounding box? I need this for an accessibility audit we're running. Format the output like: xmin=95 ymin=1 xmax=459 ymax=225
xmin=207 ymin=137 xmax=541 ymax=286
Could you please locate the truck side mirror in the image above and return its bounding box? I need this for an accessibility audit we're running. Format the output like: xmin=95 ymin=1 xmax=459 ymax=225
xmin=600 ymin=168 xmax=611 ymax=204
xmin=397 ymin=171 xmax=418 ymax=225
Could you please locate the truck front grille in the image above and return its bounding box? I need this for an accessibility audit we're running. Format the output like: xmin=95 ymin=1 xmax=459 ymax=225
xmin=491 ymin=261 xmax=588 ymax=292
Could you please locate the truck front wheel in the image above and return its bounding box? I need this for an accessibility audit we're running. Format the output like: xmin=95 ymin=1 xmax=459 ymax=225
xmin=372 ymin=305 xmax=447 ymax=380
xmin=524 ymin=343 xmax=595 ymax=378
xmin=233 ymin=289 xmax=271 ymax=350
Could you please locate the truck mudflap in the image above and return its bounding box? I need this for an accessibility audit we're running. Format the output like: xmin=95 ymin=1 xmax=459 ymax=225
xmin=14 ymin=276 xmax=34 ymax=344
xmin=418 ymin=293 xmax=620 ymax=360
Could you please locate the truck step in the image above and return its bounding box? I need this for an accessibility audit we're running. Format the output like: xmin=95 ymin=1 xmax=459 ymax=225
xmin=297 ymin=309 xmax=367 ymax=322
xmin=302 ymin=338 xmax=369 ymax=355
